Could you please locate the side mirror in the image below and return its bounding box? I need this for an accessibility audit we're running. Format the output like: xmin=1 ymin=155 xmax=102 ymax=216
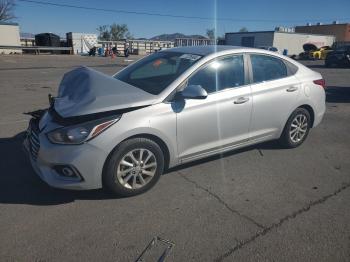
xmin=180 ymin=85 xmax=208 ymax=100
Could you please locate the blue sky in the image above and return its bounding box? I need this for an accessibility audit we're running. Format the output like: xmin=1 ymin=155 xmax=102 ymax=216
xmin=15 ymin=0 xmax=350 ymax=38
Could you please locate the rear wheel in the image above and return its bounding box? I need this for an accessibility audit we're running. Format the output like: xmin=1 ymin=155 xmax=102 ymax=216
xmin=279 ymin=108 xmax=311 ymax=148
xmin=103 ymin=138 xmax=164 ymax=197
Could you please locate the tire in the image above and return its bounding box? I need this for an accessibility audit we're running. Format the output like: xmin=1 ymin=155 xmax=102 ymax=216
xmin=103 ymin=138 xmax=165 ymax=197
xmin=279 ymin=108 xmax=311 ymax=148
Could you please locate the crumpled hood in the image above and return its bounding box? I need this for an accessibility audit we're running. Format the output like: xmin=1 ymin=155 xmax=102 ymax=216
xmin=54 ymin=66 xmax=157 ymax=118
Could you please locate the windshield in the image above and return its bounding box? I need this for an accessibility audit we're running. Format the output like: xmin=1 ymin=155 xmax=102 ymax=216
xmin=115 ymin=51 xmax=202 ymax=95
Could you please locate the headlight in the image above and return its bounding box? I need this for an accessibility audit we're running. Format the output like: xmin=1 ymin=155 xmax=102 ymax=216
xmin=47 ymin=115 xmax=121 ymax=144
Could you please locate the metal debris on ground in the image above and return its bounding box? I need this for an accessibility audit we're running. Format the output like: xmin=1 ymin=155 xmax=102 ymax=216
xmin=135 ymin=236 xmax=174 ymax=262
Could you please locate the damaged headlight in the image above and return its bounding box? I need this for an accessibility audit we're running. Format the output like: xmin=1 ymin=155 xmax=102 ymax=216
xmin=47 ymin=115 xmax=121 ymax=145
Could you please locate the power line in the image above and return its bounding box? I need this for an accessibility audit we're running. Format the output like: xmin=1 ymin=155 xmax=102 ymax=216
xmin=17 ymin=0 xmax=349 ymax=23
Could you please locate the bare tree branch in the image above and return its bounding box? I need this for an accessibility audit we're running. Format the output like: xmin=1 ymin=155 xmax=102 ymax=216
xmin=0 ymin=0 xmax=16 ymax=22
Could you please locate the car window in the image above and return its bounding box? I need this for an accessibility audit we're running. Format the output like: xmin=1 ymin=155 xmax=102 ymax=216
xmin=335 ymin=46 xmax=350 ymax=52
xmin=115 ymin=52 xmax=202 ymax=95
xmin=130 ymin=57 xmax=178 ymax=79
xmin=250 ymin=54 xmax=287 ymax=83
xmin=335 ymin=47 xmax=345 ymax=51
xmin=187 ymin=55 xmax=245 ymax=94
xmin=285 ymin=60 xmax=298 ymax=76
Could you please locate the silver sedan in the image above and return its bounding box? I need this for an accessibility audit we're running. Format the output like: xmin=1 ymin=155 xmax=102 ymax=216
xmin=24 ymin=46 xmax=326 ymax=196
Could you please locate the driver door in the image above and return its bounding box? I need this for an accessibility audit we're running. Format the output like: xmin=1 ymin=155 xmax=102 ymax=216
xmin=175 ymin=54 xmax=252 ymax=162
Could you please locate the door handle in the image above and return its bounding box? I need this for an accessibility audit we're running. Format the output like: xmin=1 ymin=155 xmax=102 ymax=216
xmin=286 ymin=86 xmax=298 ymax=92
xmin=233 ymin=97 xmax=249 ymax=104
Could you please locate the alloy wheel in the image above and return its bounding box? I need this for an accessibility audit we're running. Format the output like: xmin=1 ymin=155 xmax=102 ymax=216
xmin=116 ymin=148 xmax=157 ymax=190
xmin=289 ymin=114 xmax=308 ymax=143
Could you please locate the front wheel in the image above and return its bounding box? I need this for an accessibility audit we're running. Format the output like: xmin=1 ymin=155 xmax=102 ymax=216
xmin=103 ymin=138 xmax=164 ymax=197
xmin=279 ymin=108 xmax=311 ymax=148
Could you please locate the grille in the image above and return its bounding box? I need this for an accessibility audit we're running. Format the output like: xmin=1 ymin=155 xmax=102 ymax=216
xmin=29 ymin=122 xmax=40 ymax=161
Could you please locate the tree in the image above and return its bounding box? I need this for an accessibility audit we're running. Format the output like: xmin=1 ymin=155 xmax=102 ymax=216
xmin=109 ymin=23 xmax=131 ymax=41
xmin=206 ymin=28 xmax=215 ymax=39
xmin=0 ymin=0 xmax=16 ymax=22
xmin=96 ymin=25 xmax=111 ymax=41
xmin=239 ymin=27 xmax=248 ymax=32
xmin=97 ymin=23 xmax=132 ymax=41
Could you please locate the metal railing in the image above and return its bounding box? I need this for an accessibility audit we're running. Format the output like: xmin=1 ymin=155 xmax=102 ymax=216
xmin=0 ymin=45 xmax=73 ymax=54
xmin=98 ymin=40 xmax=174 ymax=54
xmin=174 ymin=38 xmax=216 ymax=47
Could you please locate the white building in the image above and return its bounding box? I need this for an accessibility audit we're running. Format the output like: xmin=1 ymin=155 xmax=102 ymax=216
xmin=66 ymin=32 xmax=98 ymax=54
xmin=225 ymin=30 xmax=335 ymax=56
xmin=0 ymin=22 xmax=21 ymax=54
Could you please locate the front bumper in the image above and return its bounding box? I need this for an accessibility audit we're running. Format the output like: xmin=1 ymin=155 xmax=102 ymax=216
xmin=23 ymin=122 xmax=108 ymax=190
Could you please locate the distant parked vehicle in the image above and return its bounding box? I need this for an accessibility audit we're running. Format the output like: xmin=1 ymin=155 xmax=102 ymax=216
xmin=311 ymin=46 xmax=332 ymax=60
xmin=258 ymin=46 xmax=279 ymax=52
xmin=325 ymin=45 xmax=350 ymax=67
xmin=24 ymin=46 xmax=326 ymax=196
xmin=299 ymin=43 xmax=317 ymax=60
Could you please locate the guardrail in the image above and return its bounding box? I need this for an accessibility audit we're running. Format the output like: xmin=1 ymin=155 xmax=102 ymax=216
xmin=0 ymin=45 xmax=73 ymax=54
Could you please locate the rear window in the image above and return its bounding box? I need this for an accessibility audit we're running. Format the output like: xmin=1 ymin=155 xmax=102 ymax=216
xmin=250 ymin=54 xmax=287 ymax=83
xmin=285 ymin=60 xmax=298 ymax=76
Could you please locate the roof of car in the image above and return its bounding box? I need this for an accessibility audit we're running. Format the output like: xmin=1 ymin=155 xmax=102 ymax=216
xmin=164 ymin=45 xmax=248 ymax=56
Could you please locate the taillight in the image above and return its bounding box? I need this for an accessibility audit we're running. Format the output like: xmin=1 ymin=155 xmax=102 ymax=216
xmin=313 ymin=79 xmax=326 ymax=89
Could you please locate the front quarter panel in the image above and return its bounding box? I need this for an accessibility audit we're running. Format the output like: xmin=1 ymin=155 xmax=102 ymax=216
xmin=88 ymin=103 xmax=178 ymax=167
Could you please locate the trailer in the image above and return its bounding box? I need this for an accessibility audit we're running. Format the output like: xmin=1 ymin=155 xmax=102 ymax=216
xmin=66 ymin=32 xmax=98 ymax=55
xmin=225 ymin=30 xmax=335 ymax=56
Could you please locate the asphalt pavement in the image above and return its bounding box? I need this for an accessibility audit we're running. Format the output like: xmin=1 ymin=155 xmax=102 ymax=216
xmin=0 ymin=55 xmax=349 ymax=261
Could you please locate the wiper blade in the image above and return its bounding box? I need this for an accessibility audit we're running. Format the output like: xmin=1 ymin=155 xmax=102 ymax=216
xmin=23 ymin=109 xmax=47 ymax=119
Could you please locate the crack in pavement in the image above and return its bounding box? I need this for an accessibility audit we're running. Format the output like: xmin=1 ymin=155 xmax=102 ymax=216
xmin=214 ymin=181 xmax=350 ymax=262
xmin=177 ymin=171 xmax=265 ymax=230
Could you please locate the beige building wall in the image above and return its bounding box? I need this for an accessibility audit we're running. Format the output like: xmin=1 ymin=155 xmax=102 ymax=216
xmin=0 ymin=23 xmax=22 ymax=54
xmin=273 ymin=32 xmax=335 ymax=56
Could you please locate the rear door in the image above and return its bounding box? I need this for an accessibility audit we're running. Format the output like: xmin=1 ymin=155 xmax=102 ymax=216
xmin=248 ymin=54 xmax=300 ymax=140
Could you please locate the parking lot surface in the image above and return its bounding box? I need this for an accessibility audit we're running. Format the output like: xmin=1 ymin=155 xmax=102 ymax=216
xmin=0 ymin=55 xmax=349 ymax=261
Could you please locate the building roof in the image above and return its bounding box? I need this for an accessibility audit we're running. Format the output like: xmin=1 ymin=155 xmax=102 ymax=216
xmin=226 ymin=31 xmax=275 ymax=35
xmin=225 ymin=30 xmax=334 ymax=37
xmin=0 ymin=21 xmax=18 ymax=26
xmin=295 ymin=23 xmax=349 ymax=27
xmin=165 ymin=45 xmax=247 ymax=56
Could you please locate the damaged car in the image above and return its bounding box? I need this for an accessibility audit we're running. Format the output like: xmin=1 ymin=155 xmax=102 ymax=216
xmin=24 ymin=46 xmax=326 ymax=196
